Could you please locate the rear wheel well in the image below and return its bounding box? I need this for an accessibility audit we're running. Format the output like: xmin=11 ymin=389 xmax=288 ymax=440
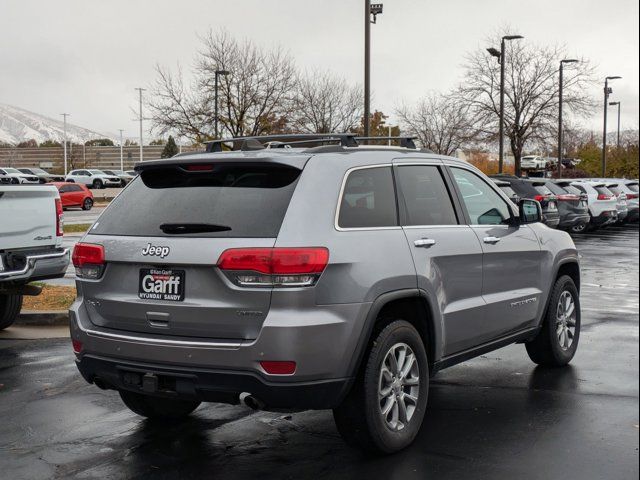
xmin=557 ymin=262 xmax=580 ymax=292
xmin=373 ymin=297 xmax=435 ymax=366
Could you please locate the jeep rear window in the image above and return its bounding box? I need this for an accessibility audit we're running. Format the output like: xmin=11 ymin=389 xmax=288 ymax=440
xmin=90 ymin=164 xmax=301 ymax=238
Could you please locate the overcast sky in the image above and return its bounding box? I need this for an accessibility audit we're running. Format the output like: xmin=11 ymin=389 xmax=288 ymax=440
xmin=2 ymin=0 xmax=638 ymax=139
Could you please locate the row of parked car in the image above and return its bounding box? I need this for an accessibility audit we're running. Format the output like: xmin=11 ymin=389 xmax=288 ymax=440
xmin=490 ymin=175 xmax=639 ymax=233
xmin=0 ymin=166 xmax=137 ymax=188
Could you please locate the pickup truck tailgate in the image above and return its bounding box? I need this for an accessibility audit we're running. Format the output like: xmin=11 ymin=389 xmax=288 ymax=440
xmin=0 ymin=185 xmax=60 ymax=250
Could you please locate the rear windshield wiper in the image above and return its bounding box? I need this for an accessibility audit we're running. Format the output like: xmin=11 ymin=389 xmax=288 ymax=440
xmin=159 ymin=223 xmax=232 ymax=234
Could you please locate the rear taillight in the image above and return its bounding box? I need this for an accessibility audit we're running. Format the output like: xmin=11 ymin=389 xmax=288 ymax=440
xmin=55 ymin=198 xmax=64 ymax=236
xmin=626 ymin=193 xmax=639 ymax=199
xmin=597 ymin=194 xmax=613 ymax=200
xmin=534 ymin=195 xmax=545 ymax=202
xmin=217 ymin=247 xmax=329 ymax=287
xmin=72 ymin=243 xmax=105 ymax=279
xmin=557 ymin=194 xmax=580 ymax=201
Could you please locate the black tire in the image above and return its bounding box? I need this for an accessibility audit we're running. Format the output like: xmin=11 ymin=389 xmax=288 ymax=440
xmin=526 ymin=275 xmax=580 ymax=367
xmin=82 ymin=198 xmax=93 ymax=210
xmin=0 ymin=294 xmax=23 ymax=330
xmin=119 ymin=390 xmax=200 ymax=420
xmin=333 ymin=320 xmax=429 ymax=454
xmin=92 ymin=179 xmax=103 ymax=189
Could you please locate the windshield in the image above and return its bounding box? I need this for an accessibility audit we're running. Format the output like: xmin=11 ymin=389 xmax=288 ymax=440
xmin=31 ymin=168 xmax=48 ymax=174
xmin=1 ymin=168 xmax=21 ymax=174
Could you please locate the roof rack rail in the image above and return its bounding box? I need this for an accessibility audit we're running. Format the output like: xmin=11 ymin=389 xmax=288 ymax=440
xmin=204 ymin=133 xmax=358 ymax=152
xmin=354 ymin=136 xmax=418 ymax=149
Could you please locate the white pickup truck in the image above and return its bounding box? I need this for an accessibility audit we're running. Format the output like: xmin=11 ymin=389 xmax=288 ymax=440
xmin=0 ymin=185 xmax=70 ymax=329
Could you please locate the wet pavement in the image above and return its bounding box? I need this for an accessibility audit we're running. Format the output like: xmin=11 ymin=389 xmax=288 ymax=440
xmin=1 ymin=226 xmax=638 ymax=479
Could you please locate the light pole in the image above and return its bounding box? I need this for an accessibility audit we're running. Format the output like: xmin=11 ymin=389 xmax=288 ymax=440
xmin=602 ymin=76 xmax=621 ymax=176
xmin=487 ymin=34 xmax=524 ymax=174
xmin=364 ymin=2 xmax=383 ymax=138
xmin=609 ymin=101 xmax=621 ymax=148
xmin=214 ymin=69 xmax=230 ymax=139
xmin=557 ymin=59 xmax=579 ymax=178
xmin=135 ymin=87 xmax=146 ymax=162
xmin=60 ymin=113 xmax=70 ymax=175
xmin=118 ymin=129 xmax=124 ymax=171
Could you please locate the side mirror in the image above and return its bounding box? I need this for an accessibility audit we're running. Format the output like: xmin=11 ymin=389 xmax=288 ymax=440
xmin=518 ymin=198 xmax=542 ymax=224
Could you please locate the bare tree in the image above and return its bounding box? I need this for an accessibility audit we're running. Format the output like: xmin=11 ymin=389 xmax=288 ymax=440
xmin=148 ymin=30 xmax=297 ymax=142
xmin=395 ymin=93 xmax=476 ymax=156
xmin=457 ymin=32 xmax=596 ymax=175
xmin=291 ymin=70 xmax=362 ymax=133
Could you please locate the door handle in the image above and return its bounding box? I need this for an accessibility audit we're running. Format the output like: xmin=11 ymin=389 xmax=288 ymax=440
xmin=414 ymin=238 xmax=436 ymax=248
xmin=483 ymin=236 xmax=501 ymax=244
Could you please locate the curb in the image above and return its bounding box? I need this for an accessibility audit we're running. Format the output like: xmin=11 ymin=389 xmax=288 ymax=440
xmin=16 ymin=310 xmax=69 ymax=326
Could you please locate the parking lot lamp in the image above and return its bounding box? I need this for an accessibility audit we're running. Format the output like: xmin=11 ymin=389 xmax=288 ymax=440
xmin=60 ymin=113 xmax=70 ymax=175
xmin=609 ymin=101 xmax=621 ymax=148
xmin=557 ymin=59 xmax=579 ymax=178
xmin=602 ymin=76 xmax=621 ymax=176
xmin=135 ymin=88 xmax=146 ymax=162
xmin=364 ymin=2 xmax=383 ymax=139
xmin=487 ymin=34 xmax=524 ymax=174
xmin=118 ymin=129 xmax=124 ymax=171
xmin=214 ymin=69 xmax=230 ymax=139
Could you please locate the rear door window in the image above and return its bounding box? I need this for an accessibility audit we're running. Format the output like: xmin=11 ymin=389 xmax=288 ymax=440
xmin=338 ymin=167 xmax=398 ymax=228
xmin=91 ymin=164 xmax=301 ymax=238
xmin=396 ymin=165 xmax=458 ymax=226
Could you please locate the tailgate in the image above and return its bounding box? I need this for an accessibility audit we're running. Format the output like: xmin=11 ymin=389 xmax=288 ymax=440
xmin=0 ymin=186 xmax=59 ymax=250
xmin=78 ymin=160 xmax=303 ymax=340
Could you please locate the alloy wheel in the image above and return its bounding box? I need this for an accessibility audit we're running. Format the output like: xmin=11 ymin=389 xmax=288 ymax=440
xmin=556 ymin=291 xmax=577 ymax=350
xmin=378 ymin=342 xmax=420 ymax=431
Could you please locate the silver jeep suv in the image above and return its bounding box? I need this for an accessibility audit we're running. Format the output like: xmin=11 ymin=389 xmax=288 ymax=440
xmin=70 ymin=134 xmax=581 ymax=454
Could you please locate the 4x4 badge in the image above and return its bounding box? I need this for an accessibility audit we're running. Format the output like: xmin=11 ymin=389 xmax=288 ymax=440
xmin=141 ymin=243 xmax=170 ymax=258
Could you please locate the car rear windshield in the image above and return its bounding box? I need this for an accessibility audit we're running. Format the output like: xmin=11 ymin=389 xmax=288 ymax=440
xmin=532 ymin=184 xmax=553 ymax=195
xmin=627 ymin=183 xmax=639 ymax=193
xmin=91 ymin=164 xmax=301 ymax=238
xmin=498 ymin=185 xmax=517 ymax=198
xmin=594 ymin=186 xmax=613 ymax=197
xmin=546 ymin=182 xmax=568 ymax=195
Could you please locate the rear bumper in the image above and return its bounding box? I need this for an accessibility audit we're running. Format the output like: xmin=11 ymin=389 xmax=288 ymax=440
xmin=0 ymin=247 xmax=69 ymax=283
xmin=76 ymin=354 xmax=351 ymax=409
xmin=69 ymin=299 xmax=369 ymax=409
xmin=590 ymin=210 xmax=618 ymax=227
xmin=558 ymin=213 xmax=590 ymax=229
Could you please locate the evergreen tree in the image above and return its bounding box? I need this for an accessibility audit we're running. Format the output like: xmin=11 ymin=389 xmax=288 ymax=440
xmin=161 ymin=136 xmax=179 ymax=158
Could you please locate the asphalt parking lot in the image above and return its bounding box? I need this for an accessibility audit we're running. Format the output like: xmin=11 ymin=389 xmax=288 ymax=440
xmin=0 ymin=226 xmax=638 ymax=480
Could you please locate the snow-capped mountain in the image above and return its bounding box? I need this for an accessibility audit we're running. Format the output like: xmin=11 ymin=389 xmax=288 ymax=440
xmin=0 ymin=103 xmax=112 ymax=145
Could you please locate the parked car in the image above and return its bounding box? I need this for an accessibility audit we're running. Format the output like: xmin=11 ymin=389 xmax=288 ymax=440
xmin=17 ymin=167 xmax=65 ymax=183
xmin=547 ymin=181 xmax=591 ymax=233
xmin=0 ymin=184 xmax=70 ymax=329
xmin=101 ymin=169 xmax=135 ymax=186
xmin=52 ymin=182 xmax=94 ymax=210
xmin=601 ymin=182 xmax=628 ymax=224
xmin=569 ymin=181 xmax=618 ymax=229
xmin=520 ymin=155 xmax=547 ymax=170
xmin=590 ymin=179 xmax=639 ymax=224
xmin=70 ymin=134 xmax=581 ymax=454
xmin=0 ymin=167 xmax=40 ymax=184
xmin=490 ymin=175 xmax=560 ymax=228
xmin=65 ymin=169 xmax=122 ymax=189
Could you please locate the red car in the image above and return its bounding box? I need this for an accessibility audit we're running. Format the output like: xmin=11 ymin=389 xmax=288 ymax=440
xmin=52 ymin=182 xmax=94 ymax=210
